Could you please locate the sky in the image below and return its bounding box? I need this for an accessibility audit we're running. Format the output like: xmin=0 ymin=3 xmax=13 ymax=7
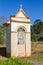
xmin=0 ymin=0 xmax=43 ymax=25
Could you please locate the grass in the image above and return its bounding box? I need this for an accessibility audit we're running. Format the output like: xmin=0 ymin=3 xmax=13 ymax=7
xmin=28 ymin=54 xmax=43 ymax=61
xmin=38 ymin=54 xmax=43 ymax=61
xmin=31 ymin=42 xmax=43 ymax=61
xmin=0 ymin=58 xmax=32 ymax=65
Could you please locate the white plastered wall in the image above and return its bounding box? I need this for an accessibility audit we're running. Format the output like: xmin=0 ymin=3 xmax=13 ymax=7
xmin=11 ymin=22 xmax=31 ymax=57
xmin=11 ymin=22 xmax=31 ymax=32
xmin=26 ymin=33 xmax=31 ymax=56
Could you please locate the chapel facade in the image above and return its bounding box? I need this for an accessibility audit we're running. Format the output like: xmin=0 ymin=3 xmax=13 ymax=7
xmin=4 ymin=6 xmax=31 ymax=57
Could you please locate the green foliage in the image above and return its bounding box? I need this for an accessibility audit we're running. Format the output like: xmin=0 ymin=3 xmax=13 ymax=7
xmin=0 ymin=58 xmax=32 ymax=65
xmin=0 ymin=26 xmax=6 ymax=44
xmin=31 ymin=19 xmax=43 ymax=41
xmin=38 ymin=55 xmax=43 ymax=61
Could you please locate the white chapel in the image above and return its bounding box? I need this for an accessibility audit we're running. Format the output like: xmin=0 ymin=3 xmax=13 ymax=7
xmin=4 ymin=5 xmax=31 ymax=57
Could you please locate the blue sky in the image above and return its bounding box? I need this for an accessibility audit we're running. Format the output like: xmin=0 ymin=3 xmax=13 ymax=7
xmin=0 ymin=0 xmax=43 ymax=24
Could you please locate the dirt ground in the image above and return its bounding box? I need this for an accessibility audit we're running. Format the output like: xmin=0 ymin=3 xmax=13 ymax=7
xmin=31 ymin=42 xmax=43 ymax=65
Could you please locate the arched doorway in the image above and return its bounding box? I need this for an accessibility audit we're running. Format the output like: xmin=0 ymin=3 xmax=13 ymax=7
xmin=17 ymin=27 xmax=26 ymax=57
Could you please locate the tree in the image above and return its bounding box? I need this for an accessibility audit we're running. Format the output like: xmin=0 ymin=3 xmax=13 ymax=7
xmin=31 ymin=19 xmax=43 ymax=41
xmin=0 ymin=25 xmax=6 ymax=44
xmin=0 ymin=16 xmax=7 ymax=44
xmin=33 ymin=19 xmax=43 ymax=34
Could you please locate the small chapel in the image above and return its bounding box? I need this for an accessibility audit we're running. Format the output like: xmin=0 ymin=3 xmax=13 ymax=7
xmin=4 ymin=5 xmax=31 ymax=57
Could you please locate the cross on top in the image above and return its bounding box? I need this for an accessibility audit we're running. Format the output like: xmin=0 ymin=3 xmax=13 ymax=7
xmin=20 ymin=4 xmax=22 ymax=9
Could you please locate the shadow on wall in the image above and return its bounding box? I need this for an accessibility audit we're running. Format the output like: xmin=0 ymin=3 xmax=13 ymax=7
xmin=0 ymin=47 xmax=6 ymax=57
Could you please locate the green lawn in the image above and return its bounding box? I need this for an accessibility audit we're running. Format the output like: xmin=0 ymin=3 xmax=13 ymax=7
xmin=0 ymin=58 xmax=32 ymax=65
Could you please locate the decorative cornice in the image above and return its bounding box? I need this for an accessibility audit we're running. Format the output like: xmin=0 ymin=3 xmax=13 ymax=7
xmin=11 ymin=16 xmax=30 ymax=19
xmin=10 ymin=20 xmax=31 ymax=24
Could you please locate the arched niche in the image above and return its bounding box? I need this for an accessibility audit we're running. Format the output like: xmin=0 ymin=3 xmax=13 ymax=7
xmin=17 ymin=26 xmax=26 ymax=44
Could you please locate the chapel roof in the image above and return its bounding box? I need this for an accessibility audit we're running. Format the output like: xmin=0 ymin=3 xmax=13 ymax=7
xmin=11 ymin=5 xmax=30 ymax=19
xmin=3 ymin=5 xmax=31 ymax=26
